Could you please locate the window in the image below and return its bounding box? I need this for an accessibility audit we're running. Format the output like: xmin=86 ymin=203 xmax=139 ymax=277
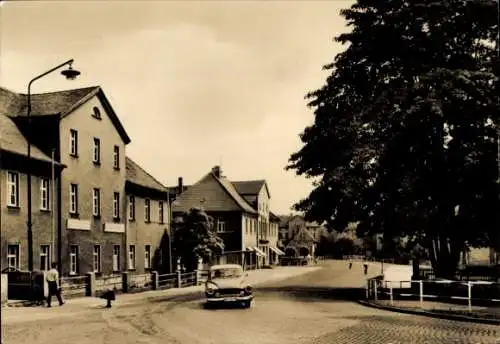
xmin=69 ymin=184 xmax=78 ymax=214
xmin=128 ymin=196 xmax=135 ymax=221
xmin=70 ymin=245 xmax=79 ymax=275
xmin=144 ymin=245 xmax=151 ymax=269
xmin=113 ymin=145 xmax=120 ymax=170
xmin=93 ymin=245 xmax=101 ymax=272
xmin=217 ymin=219 xmax=226 ymax=233
xmin=128 ymin=245 xmax=136 ymax=270
xmin=144 ymin=199 xmax=151 ymax=222
xmin=39 ymin=178 xmax=50 ymax=210
xmin=92 ymin=188 xmax=101 ymax=217
xmin=93 ymin=138 xmax=101 ymax=164
xmin=70 ymin=129 xmax=78 ymax=156
xmin=40 ymin=245 xmax=50 ymax=271
xmin=158 ymin=201 xmax=164 ymax=224
xmin=113 ymin=192 xmax=120 ymax=219
xmin=7 ymin=171 xmax=19 ymax=207
xmin=7 ymin=244 xmax=20 ymax=270
xmin=92 ymin=106 xmax=101 ymax=119
xmin=112 ymin=245 xmax=120 ymax=272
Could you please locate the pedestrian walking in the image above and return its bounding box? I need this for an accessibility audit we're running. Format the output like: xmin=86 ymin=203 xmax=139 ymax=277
xmin=363 ymin=262 xmax=368 ymax=275
xmin=348 ymin=260 xmax=353 ymax=270
xmin=46 ymin=262 xmax=64 ymax=307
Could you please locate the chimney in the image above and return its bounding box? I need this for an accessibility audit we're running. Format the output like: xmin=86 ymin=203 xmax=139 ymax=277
xmin=212 ymin=165 xmax=221 ymax=178
xmin=177 ymin=177 xmax=183 ymax=195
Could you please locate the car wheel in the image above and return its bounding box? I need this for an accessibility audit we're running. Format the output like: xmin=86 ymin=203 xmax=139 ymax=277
xmin=242 ymin=300 xmax=251 ymax=309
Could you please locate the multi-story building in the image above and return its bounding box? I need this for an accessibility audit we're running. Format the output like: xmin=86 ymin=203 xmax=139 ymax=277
xmin=1 ymin=86 xmax=173 ymax=276
xmin=0 ymin=114 xmax=65 ymax=271
xmin=125 ymin=157 xmax=173 ymax=274
xmin=171 ymin=166 xmax=283 ymax=268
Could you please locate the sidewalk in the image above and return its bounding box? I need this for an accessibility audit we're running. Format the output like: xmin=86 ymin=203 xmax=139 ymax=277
xmin=2 ymin=265 xmax=321 ymax=325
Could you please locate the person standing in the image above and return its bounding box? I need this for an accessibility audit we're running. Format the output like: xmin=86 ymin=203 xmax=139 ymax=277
xmin=46 ymin=262 xmax=64 ymax=307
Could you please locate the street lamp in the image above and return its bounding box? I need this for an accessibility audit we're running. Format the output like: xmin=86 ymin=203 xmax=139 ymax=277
xmin=26 ymin=59 xmax=80 ymax=271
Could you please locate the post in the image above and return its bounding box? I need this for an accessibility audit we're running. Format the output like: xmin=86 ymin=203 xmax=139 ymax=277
xmin=122 ymin=272 xmax=130 ymax=293
xmin=26 ymin=88 xmax=33 ymax=271
xmin=151 ymin=271 xmax=159 ymax=290
xmin=86 ymin=272 xmax=95 ymax=297
xmin=467 ymin=281 xmax=472 ymax=313
xmin=177 ymin=270 xmax=182 ymax=288
xmin=419 ymin=280 xmax=424 ymax=308
xmin=389 ymin=284 xmax=393 ymax=306
xmin=374 ymin=280 xmax=378 ymax=301
xmin=194 ymin=270 xmax=199 ymax=286
xmin=366 ymin=280 xmax=369 ymax=299
xmin=51 ymin=149 xmax=56 ymax=265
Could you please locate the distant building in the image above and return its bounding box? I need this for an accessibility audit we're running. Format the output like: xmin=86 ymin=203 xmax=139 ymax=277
xmin=171 ymin=166 xmax=283 ymax=268
xmin=277 ymin=214 xmax=328 ymax=257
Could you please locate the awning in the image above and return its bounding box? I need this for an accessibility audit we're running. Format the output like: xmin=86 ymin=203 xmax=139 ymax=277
xmin=253 ymin=247 xmax=266 ymax=257
xmin=269 ymin=246 xmax=285 ymax=256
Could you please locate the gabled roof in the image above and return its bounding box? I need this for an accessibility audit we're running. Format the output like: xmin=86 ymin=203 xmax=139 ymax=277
xmin=0 ymin=86 xmax=131 ymax=144
xmin=290 ymin=226 xmax=316 ymax=244
xmin=173 ymin=170 xmax=257 ymax=214
xmin=269 ymin=211 xmax=280 ymax=222
xmin=0 ymin=114 xmax=61 ymax=164
xmin=125 ymin=157 xmax=168 ymax=192
xmin=232 ymin=180 xmax=270 ymax=199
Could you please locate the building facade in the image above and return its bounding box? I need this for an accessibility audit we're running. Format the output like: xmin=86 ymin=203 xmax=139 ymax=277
xmin=172 ymin=166 xmax=283 ymax=269
xmin=125 ymin=157 xmax=173 ymax=274
xmin=0 ymin=114 xmax=64 ymax=272
xmin=1 ymin=86 xmax=173 ymax=277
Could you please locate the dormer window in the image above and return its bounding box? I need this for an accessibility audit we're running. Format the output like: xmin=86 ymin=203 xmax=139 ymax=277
xmin=92 ymin=106 xmax=102 ymax=119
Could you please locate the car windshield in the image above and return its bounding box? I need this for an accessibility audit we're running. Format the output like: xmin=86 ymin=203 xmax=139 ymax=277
xmin=210 ymin=268 xmax=243 ymax=279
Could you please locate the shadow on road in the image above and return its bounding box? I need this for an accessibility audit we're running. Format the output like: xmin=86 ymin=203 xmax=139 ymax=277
xmin=255 ymin=286 xmax=366 ymax=302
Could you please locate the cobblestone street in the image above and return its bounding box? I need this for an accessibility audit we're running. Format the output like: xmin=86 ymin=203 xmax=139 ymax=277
xmin=3 ymin=261 xmax=499 ymax=344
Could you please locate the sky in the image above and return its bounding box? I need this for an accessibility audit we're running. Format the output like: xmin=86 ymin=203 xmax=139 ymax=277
xmin=0 ymin=0 xmax=352 ymax=215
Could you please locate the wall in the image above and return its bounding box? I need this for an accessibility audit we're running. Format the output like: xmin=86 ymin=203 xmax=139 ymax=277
xmin=1 ymin=273 xmax=7 ymax=304
xmin=126 ymin=194 xmax=169 ymax=273
xmin=59 ymin=95 xmax=127 ymax=276
xmin=0 ymin=170 xmax=60 ymax=271
xmin=210 ymin=211 xmax=243 ymax=252
xmin=242 ymin=214 xmax=258 ymax=250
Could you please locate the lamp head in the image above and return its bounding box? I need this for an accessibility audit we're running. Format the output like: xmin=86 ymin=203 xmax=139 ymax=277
xmin=61 ymin=64 xmax=81 ymax=80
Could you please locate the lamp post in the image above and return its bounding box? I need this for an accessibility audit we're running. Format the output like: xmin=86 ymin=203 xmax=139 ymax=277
xmin=26 ymin=59 xmax=80 ymax=271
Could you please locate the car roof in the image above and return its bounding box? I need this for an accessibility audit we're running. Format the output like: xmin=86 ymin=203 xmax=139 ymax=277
xmin=209 ymin=264 xmax=243 ymax=270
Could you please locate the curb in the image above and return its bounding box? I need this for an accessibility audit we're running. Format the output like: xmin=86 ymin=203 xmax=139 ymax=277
xmin=357 ymin=300 xmax=500 ymax=326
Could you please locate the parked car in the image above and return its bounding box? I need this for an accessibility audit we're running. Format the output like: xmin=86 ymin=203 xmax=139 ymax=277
xmin=204 ymin=264 xmax=253 ymax=308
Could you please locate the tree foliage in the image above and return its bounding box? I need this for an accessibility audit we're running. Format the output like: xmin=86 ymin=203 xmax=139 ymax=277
xmin=287 ymin=0 xmax=499 ymax=278
xmin=172 ymin=207 xmax=224 ymax=271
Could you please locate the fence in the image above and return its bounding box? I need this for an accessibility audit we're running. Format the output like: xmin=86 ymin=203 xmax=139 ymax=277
xmin=366 ymin=276 xmax=500 ymax=312
xmin=58 ymin=270 xmax=206 ymax=300
xmin=61 ymin=275 xmax=88 ymax=298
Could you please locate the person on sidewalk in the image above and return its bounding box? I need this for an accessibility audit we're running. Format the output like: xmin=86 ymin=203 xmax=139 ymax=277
xmin=46 ymin=262 xmax=64 ymax=307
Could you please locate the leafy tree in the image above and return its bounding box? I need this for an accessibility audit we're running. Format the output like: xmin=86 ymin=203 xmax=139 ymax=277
xmin=172 ymin=207 xmax=224 ymax=271
xmin=287 ymin=0 xmax=499 ymax=278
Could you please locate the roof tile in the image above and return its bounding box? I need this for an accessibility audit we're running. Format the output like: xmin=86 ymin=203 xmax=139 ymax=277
xmin=125 ymin=157 xmax=168 ymax=192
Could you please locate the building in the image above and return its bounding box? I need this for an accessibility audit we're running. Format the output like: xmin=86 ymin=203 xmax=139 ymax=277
xmin=171 ymin=166 xmax=283 ymax=268
xmin=0 ymin=114 xmax=65 ymax=271
xmin=278 ymin=214 xmax=328 ymax=257
xmin=1 ymin=86 xmax=173 ymax=276
xmin=125 ymin=157 xmax=173 ymax=274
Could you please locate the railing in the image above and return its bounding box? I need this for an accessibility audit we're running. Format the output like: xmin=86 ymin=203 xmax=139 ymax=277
xmin=180 ymin=272 xmax=197 ymax=287
xmin=366 ymin=276 xmax=500 ymax=312
xmin=158 ymin=272 xmax=177 ymax=290
xmin=197 ymin=270 xmax=209 ymax=284
xmin=61 ymin=275 xmax=88 ymax=298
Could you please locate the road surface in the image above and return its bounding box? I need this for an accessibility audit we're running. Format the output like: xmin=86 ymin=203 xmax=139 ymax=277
xmin=3 ymin=261 xmax=499 ymax=344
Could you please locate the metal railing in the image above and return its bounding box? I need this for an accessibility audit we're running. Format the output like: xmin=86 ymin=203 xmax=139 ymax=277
xmin=180 ymin=271 xmax=197 ymax=287
xmin=366 ymin=276 xmax=500 ymax=312
xmin=158 ymin=272 xmax=177 ymax=290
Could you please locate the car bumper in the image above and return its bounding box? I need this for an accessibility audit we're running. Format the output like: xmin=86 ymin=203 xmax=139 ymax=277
xmin=206 ymin=295 xmax=253 ymax=302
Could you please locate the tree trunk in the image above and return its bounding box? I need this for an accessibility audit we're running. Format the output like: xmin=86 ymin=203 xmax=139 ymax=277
xmin=428 ymin=235 xmax=462 ymax=279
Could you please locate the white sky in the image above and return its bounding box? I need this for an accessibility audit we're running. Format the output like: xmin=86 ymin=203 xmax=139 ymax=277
xmin=0 ymin=0 xmax=352 ymax=214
